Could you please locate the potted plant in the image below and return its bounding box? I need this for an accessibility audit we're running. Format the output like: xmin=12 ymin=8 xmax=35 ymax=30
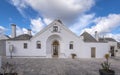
xmin=71 ymin=53 xmax=76 ymax=59
xmin=99 ymin=54 xmax=115 ymax=75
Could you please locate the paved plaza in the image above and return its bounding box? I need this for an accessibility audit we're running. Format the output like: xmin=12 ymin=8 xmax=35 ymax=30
xmin=1 ymin=58 xmax=120 ymax=75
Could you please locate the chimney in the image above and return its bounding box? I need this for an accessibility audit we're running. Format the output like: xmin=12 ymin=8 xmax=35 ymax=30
xmin=28 ymin=29 xmax=31 ymax=36
xmin=95 ymin=31 xmax=99 ymax=41
xmin=11 ymin=24 xmax=16 ymax=38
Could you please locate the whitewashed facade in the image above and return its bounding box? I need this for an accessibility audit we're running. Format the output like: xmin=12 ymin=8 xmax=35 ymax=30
xmin=3 ymin=20 xmax=119 ymax=58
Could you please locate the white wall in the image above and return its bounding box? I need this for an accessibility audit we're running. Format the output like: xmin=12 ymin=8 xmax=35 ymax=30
xmin=6 ymin=40 xmax=46 ymax=57
xmin=31 ymin=21 xmax=83 ymax=58
xmin=117 ymin=48 xmax=120 ymax=56
xmin=5 ymin=21 xmax=110 ymax=58
xmin=108 ymin=41 xmax=117 ymax=56
xmin=0 ymin=40 xmax=6 ymax=56
xmin=6 ymin=21 xmax=84 ymax=58
xmin=79 ymin=43 xmax=109 ymax=58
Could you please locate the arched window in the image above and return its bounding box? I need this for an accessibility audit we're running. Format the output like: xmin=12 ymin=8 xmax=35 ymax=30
xmin=69 ymin=41 xmax=73 ymax=49
xmin=36 ymin=41 xmax=41 ymax=49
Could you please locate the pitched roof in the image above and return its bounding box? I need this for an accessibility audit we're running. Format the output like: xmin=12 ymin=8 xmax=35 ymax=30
xmin=104 ymin=38 xmax=116 ymax=42
xmin=0 ymin=34 xmax=10 ymax=40
xmin=32 ymin=19 xmax=79 ymax=39
xmin=81 ymin=32 xmax=97 ymax=42
xmin=99 ymin=38 xmax=116 ymax=42
xmin=8 ymin=34 xmax=32 ymax=40
xmin=99 ymin=38 xmax=107 ymax=42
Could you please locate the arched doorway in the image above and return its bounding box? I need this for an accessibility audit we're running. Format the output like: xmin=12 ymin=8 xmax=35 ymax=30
xmin=46 ymin=34 xmax=62 ymax=58
xmin=52 ymin=40 xmax=59 ymax=57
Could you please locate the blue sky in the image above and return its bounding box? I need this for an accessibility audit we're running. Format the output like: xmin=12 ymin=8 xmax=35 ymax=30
xmin=0 ymin=0 xmax=120 ymax=41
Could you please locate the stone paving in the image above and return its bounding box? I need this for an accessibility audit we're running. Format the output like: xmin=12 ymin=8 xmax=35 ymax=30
xmin=1 ymin=58 xmax=120 ymax=75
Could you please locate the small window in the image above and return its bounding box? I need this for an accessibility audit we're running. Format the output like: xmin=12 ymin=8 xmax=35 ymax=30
xmin=37 ymin=41 xmax=41 ymax=49
xmin=69 ymin=44 xmax=73 ymax=49
xmin=24 ymin=43 xmax=27 ymax=49
xmin=53 ymin=26 xmax=58 ymax=32
xmin=69 ymin=41 xmax=73 ymax=49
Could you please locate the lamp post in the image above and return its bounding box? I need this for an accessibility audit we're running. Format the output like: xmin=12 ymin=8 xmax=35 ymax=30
xmin=9 ymin=45 xmax=13 ymax=59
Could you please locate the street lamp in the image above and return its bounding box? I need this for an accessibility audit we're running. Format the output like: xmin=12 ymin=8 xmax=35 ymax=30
xmin=9 ymin=45 xmax=13 ymax=59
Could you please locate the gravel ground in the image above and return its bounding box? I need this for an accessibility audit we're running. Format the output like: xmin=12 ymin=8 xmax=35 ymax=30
xmin=1 ymin=58 xmax=120 ymax=75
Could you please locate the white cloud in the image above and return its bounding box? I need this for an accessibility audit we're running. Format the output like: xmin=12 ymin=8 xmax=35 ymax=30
xmin=9 ymin=0 xmax=120 ymax=42
xmin=22 ymin=28 xmax=28 ymax=34
xmin=11 ymin=0 xmax=27 ymax=8
xmin=30 ymin=18 xmax=45 ymax=33
xmin=16 ymin=26 xmax=23 ymax=35
xmin=9 ymin=0 xmax=28 ymax=17
xmin=43 ymin=18 xmax=52 ymax=25
xmin=82 ymin=14 xmax=120 ymax=35
xmin=29 ymin=17 xmax=52 ymax=34
xmin=69 ymin=13 xmax=95 ymax=35
xmin=9 ymin=0 xmax=95 ymax=34
xmin=10 ymin=0 xmax=95 ymax=25
xmin=16 ymin=26 xmax=28 ymax=36
xmin=0 ymin=26 xmax=6 ymax=35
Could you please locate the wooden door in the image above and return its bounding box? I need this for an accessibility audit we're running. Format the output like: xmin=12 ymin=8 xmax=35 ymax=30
xmin=91 ymin=47 xmax=96 ymax=58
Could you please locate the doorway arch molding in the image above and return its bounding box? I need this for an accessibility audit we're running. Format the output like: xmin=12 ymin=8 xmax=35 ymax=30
xmin=46 ymin=34 xmax=62 ymax=57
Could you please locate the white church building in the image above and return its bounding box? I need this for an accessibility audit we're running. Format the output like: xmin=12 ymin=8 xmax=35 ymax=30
xmin=0 ymin=19 xmax=119 ymax=58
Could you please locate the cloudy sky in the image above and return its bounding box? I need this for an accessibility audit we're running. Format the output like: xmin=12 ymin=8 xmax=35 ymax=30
xmin=0 ymin=0 xmax=120 ymax=41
